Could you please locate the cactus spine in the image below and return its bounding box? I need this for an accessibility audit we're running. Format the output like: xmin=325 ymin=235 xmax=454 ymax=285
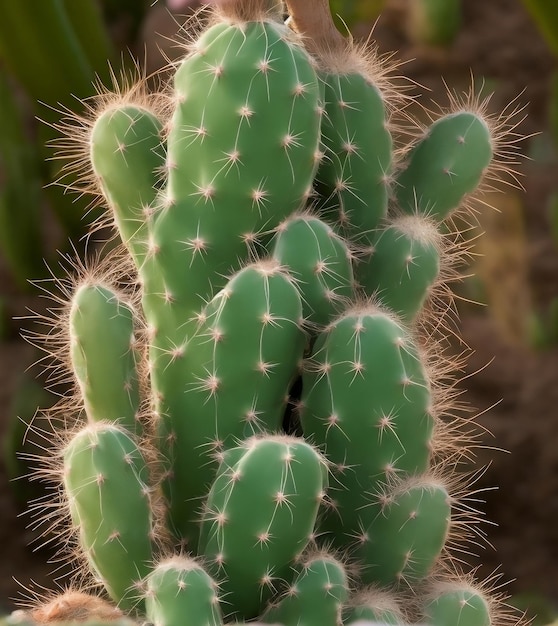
xmin=19 ymin=0 xmax=523 ymax=625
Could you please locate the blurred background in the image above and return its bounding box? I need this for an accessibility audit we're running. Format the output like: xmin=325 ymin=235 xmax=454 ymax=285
xmin=0 ymin=0 xmax=557 ymax=622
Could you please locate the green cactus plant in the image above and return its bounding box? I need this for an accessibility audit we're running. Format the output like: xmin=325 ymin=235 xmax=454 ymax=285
xmin=144 ymin=556 xmax=223 ymax=626
xmin=13 ymin=1 xmax=524 ymax=626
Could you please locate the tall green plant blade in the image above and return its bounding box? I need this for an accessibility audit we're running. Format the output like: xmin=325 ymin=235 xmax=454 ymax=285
xmin=0 ymin=1 xmax=95 ymax=113
xmin=62 ymin=0 xmax=114 ymax=85
xmin=521 ymin=0 xmax=558 ymax=56
xmin=0 ymin=72 xmax=44 ymax=286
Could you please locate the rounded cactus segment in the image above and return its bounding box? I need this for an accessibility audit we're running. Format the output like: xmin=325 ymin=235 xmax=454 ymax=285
xmin=63 ymin=423 xmax=154 ymax=611
xmin=360 ymin=215 xmax=441 ymax=322
xmin=199 ymin=435 xmax=328 ymax=620
xmin=90 ymin=105 xmax=165 ymax=265
xmin=344 ymin=587 xmax=406 ymax=626
xmin=151 ymin=18 xmax=322 ymax=317
xmin=158 ymin=260 xmax=306 ymax=548
xmin=69 ymin=283 xmax=142 ymax=435
xmin=263 ymin=554 xmax=349 ymax=626
xmin=271 ymin=214 xmax=354 ymax=328
xmin=144 ymin=556 xmax=223 ymax=626
xmin=317 ymin=71 xmax=392 ymax=242
xmin=300 ymin=305 xmax=434 ymax=549
xmin=356 ymin=477 xmax=451 ymax=587
xmin=423 ymin=582 xmax=491 ymax=626
xmin=395 ymin=111 xmax=492 ymax=221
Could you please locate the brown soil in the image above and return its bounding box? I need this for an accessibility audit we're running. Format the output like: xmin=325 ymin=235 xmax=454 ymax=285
xmin=1 ymin=0 xmax=558 ymax=613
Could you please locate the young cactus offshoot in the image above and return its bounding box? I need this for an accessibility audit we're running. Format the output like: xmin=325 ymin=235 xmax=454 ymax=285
xmin=20 ymin=0 xmax=525 ymax=624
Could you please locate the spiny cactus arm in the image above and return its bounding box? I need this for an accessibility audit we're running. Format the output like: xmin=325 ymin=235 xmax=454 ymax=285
xmin=150 ymin=15 xmax=322 ymax=319
xmin=361 ymin=215 xmax=441 ymax=323
xmin=422 ymin=580 xmax=492 ymax=626
xmin=287 ymin=0 xmax=394 ymax=282
xmin=69 ymin=283 xmax=142 ymax=435
xmin=300 ymin=305 xmax=434 ymax=546
xmin=356 ymin=477 xmax=451 ymax=587
xmin=158 ymin=261 xmax=306 ymax=547
xmin=199 ymin=435 xmax=328 ymax=620
xmin=90 ymin=105 xmax=165 ymax=266
xmin=316 ymin=72 xmax=392 ymax=244
xmin=262 ymin=554 xmax=349 ymax=626
xmin=144 ymin=556 xmax=223 ymax=626
xmin=395 ymin=112 xmax=493 ymax=221
xmin=271 ymin=214 xmax=354 ymax=329
xmin=63 ymin=424 xmax=155 ymax=612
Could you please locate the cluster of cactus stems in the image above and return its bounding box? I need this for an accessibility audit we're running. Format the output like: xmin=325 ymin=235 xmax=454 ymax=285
xmin=17 ymin=0 xmax=523 ymax=625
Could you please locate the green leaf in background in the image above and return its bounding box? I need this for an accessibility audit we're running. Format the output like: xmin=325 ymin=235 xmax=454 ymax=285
xmin=550 ymin=71 xmax=558 ymax=149
xmin=521 ymin=0 xmax=558 ymax=57
xmin=406 ymin=0 xmax=461 ymax=47
xmin=0 ymin=72 xmax=44 ymax=288
xmin=329 ymin=0 xmax=385 ymax=31
xmin=0 ymin=0 xmax=117 ymax=286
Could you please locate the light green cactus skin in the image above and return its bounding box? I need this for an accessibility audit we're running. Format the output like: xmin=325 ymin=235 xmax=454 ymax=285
xmin=69 ymin=284 xmax=142 ymax=435
xmin=145 ymin=557 xmax=223 ymax=626
xmin=199 ymin=435 xmax=328 ymax=620
xmin=262 ymin=555 xmax=349 ymax=626
xmin=423 ymin=586 xmax=491 ymax=626
xmin=89 ymin=105 xmax=165 ymax=266
xmin=157 ymin=262 xmax=306 ymax=547
xmin=150 ymin=19 xmax=322 ymax=321
xmin=300 ymin=307 xmax=434 ymax=548
xmin=94 ymin=18 xmax=322 ymax=545
xmin=395 ymin=112 xmax=492 ymax=221
xmin=356 ymin=479 xmax=451 ymax=587
xmin=317 ymin=72 xmax=392 ymax=245
xmin=88 ymin=16 xmax=323 ymax=539
xmin=63 ymin=424 xmax=154 ymax=612
xmin=361 ymin=215 xmax=441 ymax=322
xmin=271 ymin=214 xmax=354 ymax=329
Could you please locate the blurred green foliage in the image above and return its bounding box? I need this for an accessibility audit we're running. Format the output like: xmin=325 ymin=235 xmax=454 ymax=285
xmin=520 ymin=1 xmax=558 ymax=349
xmin=521 ymin=0 xmax=558 ymax=57
xmin=0 ymin=0 xmax=147 ymax=508
xmin=329 ymin=0 xmax=385 ymax=31
xmin=405 ymin=0 xmax=461 ymax=48
xmin=0 ymin=0 xmax=146 ymax=291
xmin=0 ymin=0 xmax=116 ymax=290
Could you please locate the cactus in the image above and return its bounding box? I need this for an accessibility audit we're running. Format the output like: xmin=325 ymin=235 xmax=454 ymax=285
xmin=19 ymin=0 xmax=524 ymax=625
xmin=145 ymin=556 xmax=223 ymax=626
xmin=199 ymin=435 xmax=328 ymax=619
xmin=395 ymin=112 xmax=493 ymax=222
xmin=69 ymin=284 xmax=143 ymax=435
xmin=262 ymin=553 xmax=349 ymax=626
xmin=423 ymin=582 xmax=492 ymax=626
xmin=62 ymin=424 xmax=155 ymax=611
